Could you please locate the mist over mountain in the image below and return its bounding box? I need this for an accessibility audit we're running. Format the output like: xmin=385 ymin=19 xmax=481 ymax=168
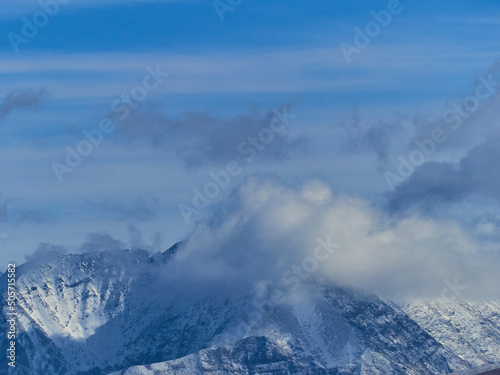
xmin=1 ymin=237 xmax=499 ymax=374
xmin=2 ymin=1 xmax=500 ymax=374
xmin=2 ymin=178 xmax=500 ymax=374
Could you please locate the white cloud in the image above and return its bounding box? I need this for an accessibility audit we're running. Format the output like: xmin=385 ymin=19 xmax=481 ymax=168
xmin=166 ymin=177 xmax=500 ymax=300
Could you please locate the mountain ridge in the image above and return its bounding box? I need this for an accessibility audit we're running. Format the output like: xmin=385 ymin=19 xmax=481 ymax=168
xmin=0 ymin=245 xmax=498 ymax=374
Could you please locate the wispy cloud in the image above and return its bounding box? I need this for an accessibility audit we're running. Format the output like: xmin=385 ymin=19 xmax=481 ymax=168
xmin=0 ymin=198 xmax=50 ymax=224
xmin=339 ymin=109 xmax=411 ymax=166
xmin=0 ymin=88 xmax=48 ymax=119
xmin=0 ymin=44 xmax=493 ymax=98
xmin=113 ymin=105 xmax=306 ymax=167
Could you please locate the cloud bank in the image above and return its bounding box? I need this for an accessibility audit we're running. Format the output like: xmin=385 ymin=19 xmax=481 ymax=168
xmin=112 ymin=105 xmax=306 ymax=167
xmin=166 ymin=178 xmax=500 ymax=300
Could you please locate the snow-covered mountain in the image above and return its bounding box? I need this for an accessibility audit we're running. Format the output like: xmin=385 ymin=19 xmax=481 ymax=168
xmin=0 ymin=244 xmax=498 ymax=375
xmin=450 ymin=364 xmax=500 ymax=375
xmin=400 ymin=300 xmax=500 ymax=368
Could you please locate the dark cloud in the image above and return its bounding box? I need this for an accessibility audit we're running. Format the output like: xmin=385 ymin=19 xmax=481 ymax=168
xmin=377 ymin=64 xmax=500 ymax=218
xmin=0 ymin=88 xmax=48 ymax=119
xmin=339 ymin=109 xmax=413 ymax=167
xmin=111 ymin=103 xmax=306 ymax=167
xmin=341 ymin=61 xmax=500 ymax=177
xmin=99 ymin=197 xmax=158 ymax=222
xmin=401 ymin=61 xmax=500 ymax=158
xmin=80 ymin=232 xmax=126 ymax=253
xmin=386 ymin=135 xmax=500 ymax=213
xmin=0 ymin=198 xmax=50 ymax=225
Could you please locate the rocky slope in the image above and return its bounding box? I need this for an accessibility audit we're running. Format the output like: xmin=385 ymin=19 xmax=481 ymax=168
xmin=0 ymin=244 xmax=498 ymax=375
xmin=401 ymin=300 xmax=500 ymax=367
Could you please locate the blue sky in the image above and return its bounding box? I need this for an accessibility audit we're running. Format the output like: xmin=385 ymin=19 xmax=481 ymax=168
xmin=1 ymin=0 xmax=500 ymax=295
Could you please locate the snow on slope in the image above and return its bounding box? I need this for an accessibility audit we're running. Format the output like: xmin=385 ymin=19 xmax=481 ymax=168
xmin=108 ymin=277 xmax=470 ymax=374
xmin=450 ymin=363 xmax=500 ymax=375
xmin=401 ymin=300 xmax=500 ymax=367
xmin=1 ymin=244 xmax=252 ymax=374
xmin=0 ymin=244 xmax=497 ymax=375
